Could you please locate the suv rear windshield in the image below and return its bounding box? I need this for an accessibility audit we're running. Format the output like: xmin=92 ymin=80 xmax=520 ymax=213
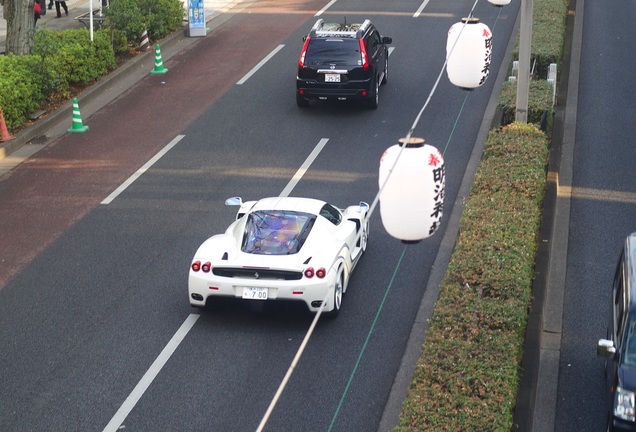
xmin=305 ymin=39 xmax=362 ymax=66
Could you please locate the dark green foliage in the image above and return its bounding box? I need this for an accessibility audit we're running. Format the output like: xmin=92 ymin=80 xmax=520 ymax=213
xmin=140 ymin=0 xmax=184 ymax=40
xmin=0 ymin=55 xmax=44 ymax=130
xmin=498 ymin=80 xmax=554 ymax=127
xmin=512 ymin=0 xmax=568 ymax=79
xmin=49 ymin=29 xmax=116 ymax=84
xmin=104 ymin=0 xmax=146 ymax=42
xmin=105 ymin=0 xmax=183 ymax=43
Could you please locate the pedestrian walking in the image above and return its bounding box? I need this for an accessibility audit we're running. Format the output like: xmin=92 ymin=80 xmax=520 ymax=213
xmin=54 ymin=0 xmax=68 ymax=18
xmin=48 ymin=0 xmax=53 ymax=9
xmin=34 ymin=0 xmax=42 ymax=26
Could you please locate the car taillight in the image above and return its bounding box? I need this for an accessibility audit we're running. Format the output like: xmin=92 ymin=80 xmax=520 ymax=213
xmin=359 ymin=39 xmax=369 ymax=70
xmin=299 ymin=37 xmax=311 ymax=68
xmin=304 ymin=267 xmax=315 ymax=278
xmin=191 ymin=260 xmax=201 ymax=272
xmin=316 ymin=267 xmax=326 ymax=278
xmin=201 ymin=261 xmax=211 ymax=273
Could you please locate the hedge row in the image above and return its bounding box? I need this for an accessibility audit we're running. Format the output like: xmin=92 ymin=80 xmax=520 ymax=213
xmin=511 ymin=0 xmax=568 ymax=79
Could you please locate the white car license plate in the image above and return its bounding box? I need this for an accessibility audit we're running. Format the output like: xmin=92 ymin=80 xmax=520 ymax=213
xmin=242 ymin=287 xmax=268 ymax=300
xmin=325 ymin=73 xmax=340 ymax=83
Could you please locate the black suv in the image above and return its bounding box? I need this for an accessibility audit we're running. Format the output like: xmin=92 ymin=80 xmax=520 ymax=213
xmin=296 ymin=19 xmax=392 ymax=109
xmin=598 ymin=232 xmax=636 ymax=431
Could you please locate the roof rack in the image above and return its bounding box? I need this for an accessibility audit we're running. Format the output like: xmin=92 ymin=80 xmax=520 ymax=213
xmin=309 ymin=19 xmax=373 ymax=39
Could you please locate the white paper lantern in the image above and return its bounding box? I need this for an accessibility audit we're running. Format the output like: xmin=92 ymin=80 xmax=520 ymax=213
xmin=378 ymin=138 xmax=445 ymax=244
xmin=488 ymin=0 xmax=511 ymax=6
xmin=446 ymin=17 xmax=493 ymax=90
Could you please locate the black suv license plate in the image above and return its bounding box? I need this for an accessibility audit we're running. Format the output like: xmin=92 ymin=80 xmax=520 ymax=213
xmin=325 ymin=73 xmax=341 ymax=83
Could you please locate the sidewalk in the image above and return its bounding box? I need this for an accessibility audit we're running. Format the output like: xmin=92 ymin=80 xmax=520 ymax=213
xmin=1 ymin=0 xmax=108 ymax=52
xmin=0 ymin=0 xmax=240 ymax=166
xmin=1 ymin=0 xmax=237 ymax=51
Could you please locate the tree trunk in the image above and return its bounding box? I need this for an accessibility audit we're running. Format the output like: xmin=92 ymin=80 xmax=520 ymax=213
xmin=4 ymin=0 xmax=35 ymax=55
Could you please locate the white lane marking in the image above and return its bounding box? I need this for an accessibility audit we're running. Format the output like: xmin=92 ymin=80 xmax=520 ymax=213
xmin=278 ymin=138 xmax=329 ymax=197
xmin=237 ymin=44 xmax=285 ymax=85
xmin=256 ymin=291 xmax=330 ymax=432
xmin=388 ymin=46 xmax=395 ymax=56
xmin=102 ymin=314 xmax=200 ymax=432
xmin=101 ymin=135 xmax=185 ymax=205
xmin=315 ymin=0 xmax=338 ymax=16
xmin=413 ymin=0 xmax=431 ymax=17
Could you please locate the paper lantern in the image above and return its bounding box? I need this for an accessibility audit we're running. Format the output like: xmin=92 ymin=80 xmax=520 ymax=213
xmin=378 ymin=138 xmax=445 ymax=243
xmin=446 ymin=17 xmax=493 ymax=90
xmin=488 ymin=0 xmax=511 ymax=6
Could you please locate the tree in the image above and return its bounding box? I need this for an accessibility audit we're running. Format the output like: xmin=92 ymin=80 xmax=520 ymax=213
xmin=2 ymin=0 xmax=36 ymax=55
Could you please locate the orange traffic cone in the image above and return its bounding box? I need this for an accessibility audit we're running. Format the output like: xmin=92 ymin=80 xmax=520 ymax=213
xmin=0 ymin=107 xmax=15 ymax=142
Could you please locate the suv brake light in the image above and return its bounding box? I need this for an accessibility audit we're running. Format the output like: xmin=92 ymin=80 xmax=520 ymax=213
xmin=299 ymin=37 xmax=311 ymax=68
xmin=359 ymin=39 xmax=369 ymax=70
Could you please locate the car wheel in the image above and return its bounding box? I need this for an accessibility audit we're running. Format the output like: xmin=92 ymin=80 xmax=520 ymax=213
xmin=381 ymin=56 xmax=388 ymax=85
xmin=324 ymin=269 xmax=344 ymax=319
xmin=296 ymin=94 xmax=309 ymax=108
xmin=360 ymin=220 xmax=369 ymax=253
xmin=367 ymin=79 xmax=379 ymax=109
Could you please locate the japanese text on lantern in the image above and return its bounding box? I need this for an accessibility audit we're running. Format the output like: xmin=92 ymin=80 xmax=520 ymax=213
xmin=429 ymin=151 xmax=445 ymax=235
xmin=480 ymin=34 xmax=493 ymax=85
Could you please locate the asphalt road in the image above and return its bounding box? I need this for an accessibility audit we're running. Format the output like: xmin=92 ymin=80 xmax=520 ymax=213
xmin=551 ymin=0 xmax=636 ymax=431
xmin=0 ymin=0 xmax=521 ymax=431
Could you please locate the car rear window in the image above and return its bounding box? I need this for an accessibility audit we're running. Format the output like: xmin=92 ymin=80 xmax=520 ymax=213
xmin=242 ymin=210 xmax=316 ymax=255
xmin=305 ymin=38 xmax=362 ymax=66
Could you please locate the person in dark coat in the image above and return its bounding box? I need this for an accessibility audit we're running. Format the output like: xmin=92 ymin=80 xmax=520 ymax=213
xmin=54 ymin=0 xmax=68 ymax=18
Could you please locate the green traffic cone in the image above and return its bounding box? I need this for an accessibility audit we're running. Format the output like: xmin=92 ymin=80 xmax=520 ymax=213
xmin=67 ymin=98 xmax=89 ymax=133
xmin=150 ymin=44 xmax=168 ymax=74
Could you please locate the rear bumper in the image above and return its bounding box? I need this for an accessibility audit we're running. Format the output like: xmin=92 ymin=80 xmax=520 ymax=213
xmin=188 ymin=270 xmax=336 ymax=312
xmin=296 ymin=79 xmax=373 ymax=101
xmin=611 ymin=416 xmax=636 ymax=431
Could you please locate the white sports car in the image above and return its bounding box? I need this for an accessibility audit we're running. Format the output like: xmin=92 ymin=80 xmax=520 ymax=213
xmin=188 ymin=196 xmax=370 ymax=317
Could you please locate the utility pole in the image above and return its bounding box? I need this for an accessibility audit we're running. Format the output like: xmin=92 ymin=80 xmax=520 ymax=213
xmin=515 ymin=0 xmax=533 ymax=122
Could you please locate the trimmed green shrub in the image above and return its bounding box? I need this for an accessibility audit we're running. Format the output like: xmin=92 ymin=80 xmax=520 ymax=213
xmin=48 ymin=29 xmax=116 ymax=84
xmin=104 ymin=0 xmax=146 ymax=43
xmin=498 ymin=79 xmax=554 ymax=128
xmin=105 ymin=0 xmax=183 ymax=45
xmin=0 ymin=54 xmax=44 ymax=130
xmin=512 ymin=0 xmax=568 ymax=79
xmin=141 ymin=0 xmax=184 ymax=40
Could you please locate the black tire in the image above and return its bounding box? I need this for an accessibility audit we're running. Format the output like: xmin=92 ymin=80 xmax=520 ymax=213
xmin=296 ymin=94 xmax=309 ymax=108
xmin=324 ymin=269 xmax=344 ymax=319
xmin=381 ymin=56 xmax=388 ymax=85
xmin=360 ymin=220 xmax=369 ymax=253
xmin=367 ymin=79 xmax=379 ymax=109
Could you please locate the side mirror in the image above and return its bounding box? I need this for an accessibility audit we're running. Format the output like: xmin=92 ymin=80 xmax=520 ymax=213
xmin=225 ymin=197 xmax=243 ymax=206
xmin=302 ymin=35 xmax=307 ymax=42
xmin=382 ymin=36 xmax=392 ymax=45
xmin=597 ymin=339 xmax=616 ymax=358
xmin=359 ymin=201 xmax=369 ymax=212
